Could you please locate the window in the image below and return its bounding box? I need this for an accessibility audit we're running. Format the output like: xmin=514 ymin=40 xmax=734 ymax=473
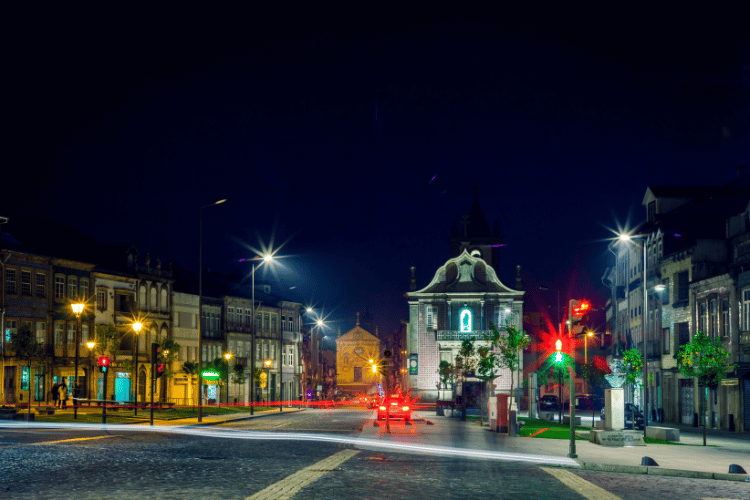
xmin=271 ymin=315 xmax=277 ymax=332
xmin=139 ymin=285 xmax=147 ymax=307
xmin=36 ymin=322 xmax=46 ymax=344
xmin=698 ymin=303 xmax=707 ymax=333
xmin=227 ymin=307 xmax=234 ymax=324
xmin=743 ymin=290 xmax=750 ymax=332
xmin=79 ymin=278 xmax=88 ymax=299
xmin=5 ymin=269 xmax=16 ymax=294
xmin=353 ymin=366 xmax=362 ymax=382
xmin=256 ymin=313 xmax=261 ymax=329
xmin=36 ymin=273 xmax=46 ymax=298
xmin=677 ymin=322 xmax=690 ymax=346
xmin=161 ymin=288 xmax=168 ymax=310
xmin=662 ymin=327 xmax=670 ymax=354
xmin=647 ymin=201 xmax=656 ymax=221
xmin=263 ymin=342 xmax=269 ymax=360
xmin=5 ymin=320 xmax=17 ymax=344
xmin=97 ymin=289 xmax=107 ymax=310
xmin=21 ymin=271 xmax=31 ymax=295
xmin=54 ymin=322 xmax=63 ymax=347
xmin=426 ymin=305 xmax=436 ymax=329
xmin=722 ymin=299 xmax=729 ymax=337
xmin=676 ymin=271 xmax=689 ymax=303
xmin=67 ymin=323 xmax=76 ymax=347
xmin=67 ymin=276 xmax=77 ymax=299
xmin=709 ymin=299 xmax=717 ymax=337
xmin=264 ymin=313 xmax=270 ymax=330
xmin=82 ymin=323 xmax=89 ymax=344
xmin=55 ymin=275 xmax=65 ymax=299
xmin=150 ymin=286 xmax=157 ymax=309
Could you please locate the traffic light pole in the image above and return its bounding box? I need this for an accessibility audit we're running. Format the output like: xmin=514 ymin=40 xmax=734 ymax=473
xmin=102 ymin=370 xmax=108 ymax=424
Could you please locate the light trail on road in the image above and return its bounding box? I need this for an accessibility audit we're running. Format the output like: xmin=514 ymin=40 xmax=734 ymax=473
xmin=0 ymin=421 xmax=579 ymax=467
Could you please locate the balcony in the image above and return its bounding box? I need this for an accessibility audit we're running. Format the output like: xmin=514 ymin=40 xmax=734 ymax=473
xmin=436 ymin=330 xmax=493 ymax=341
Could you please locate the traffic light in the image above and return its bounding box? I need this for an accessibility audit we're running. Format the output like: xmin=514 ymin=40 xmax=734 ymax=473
xmin=554 ymin=339 xmax=563 ymax=364
xmin=152 ymin=342 xmax=165 ymax=378
xmin=569 ymin=299 xmax=591 ymax=336
xmin=97 ymin=356 xmax=111 ymax=373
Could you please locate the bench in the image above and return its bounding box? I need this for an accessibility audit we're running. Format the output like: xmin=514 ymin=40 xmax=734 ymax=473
xmin=646 ymin=426 xmax=680 ymax=442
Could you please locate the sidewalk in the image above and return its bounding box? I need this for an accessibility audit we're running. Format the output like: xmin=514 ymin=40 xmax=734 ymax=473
xmin=400 ymin=411 xmax=750 ymax=482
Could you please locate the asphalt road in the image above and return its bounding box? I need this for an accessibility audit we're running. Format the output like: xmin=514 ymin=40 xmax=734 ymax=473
xmin=0 ymin=409 xmax=747 ymax=500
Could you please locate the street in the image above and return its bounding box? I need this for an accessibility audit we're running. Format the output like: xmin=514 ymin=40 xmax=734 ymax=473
xmin=1 ymin=409 xmax=748 ymax=499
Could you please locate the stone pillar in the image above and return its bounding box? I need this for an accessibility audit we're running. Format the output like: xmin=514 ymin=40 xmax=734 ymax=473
xmin=605 ymin=388 xmax=624 ymax=431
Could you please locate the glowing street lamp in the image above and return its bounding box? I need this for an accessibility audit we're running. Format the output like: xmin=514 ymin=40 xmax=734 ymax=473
xmin=71 ymin=302 xmax=85 ymax=419
xmin=617 ymin=231 xmax=649 ymax=436
xmin=249 ymin=253 xmax=274 ymax=414
xmin=132 ymin=321 xmax=142 ymax=415
xmin=198 ymin=197 xmax=227 ymax=422
xmin=263 ymin=358 xmax=272 ymax=403
xmin=224 ymin=352 xmax=233 ymax=405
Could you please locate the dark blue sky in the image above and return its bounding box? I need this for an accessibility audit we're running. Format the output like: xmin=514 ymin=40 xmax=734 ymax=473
xmin=5 ymin=6 xmax=749 ymax=338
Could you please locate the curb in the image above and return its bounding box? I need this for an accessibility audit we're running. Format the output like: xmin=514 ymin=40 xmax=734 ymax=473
xmin=189 ymin=408 xmax=306 ymax=427
xmin=577 ymin=461 xmax=750 ymax=482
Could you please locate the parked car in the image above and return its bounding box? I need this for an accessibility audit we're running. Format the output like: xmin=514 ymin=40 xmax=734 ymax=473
xmin=539 ymin=395 xmax=558 ymax=411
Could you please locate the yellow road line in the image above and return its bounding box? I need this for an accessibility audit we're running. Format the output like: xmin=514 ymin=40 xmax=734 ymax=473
xmin=245 ymin=449 xmax=359 ymax=500
xmin=0 ymin=435 xmax=117 ymax=448
xmin=541 ymin=467 xmax=622 ymax=500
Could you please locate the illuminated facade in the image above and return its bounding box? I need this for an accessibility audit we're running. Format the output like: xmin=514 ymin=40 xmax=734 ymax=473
xmin=336 ymin=317 xmax=381 ymax=396
xmin=405 ymin=188 xmax=524 ymax=404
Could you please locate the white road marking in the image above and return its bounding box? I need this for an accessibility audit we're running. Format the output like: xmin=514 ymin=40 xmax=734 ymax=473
xmin=541 ymin=467 xmax=621 ymax=500
xmin=245 ymin=449 xmax=359 ymax=500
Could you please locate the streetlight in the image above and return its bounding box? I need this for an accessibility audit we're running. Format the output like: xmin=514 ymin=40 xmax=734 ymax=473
xmin=224 ymin=352 xmax=233 ymax=405
xmin=132 ymin=321 xmax=142 ymax=415
xmin=264 ymin=358 xmax=272 ymax=403
xmin=71 ymin=302 xmax=84 ymax=419
xmin=249 ymin=253 xmax=274 ymax=414
xmin=619 ymin=232 xmax=649 ymax=436
xmin=198 ymin=197 xmax=227 ymax=423
xmin=86 ymin=340 xmax=96 ymax=403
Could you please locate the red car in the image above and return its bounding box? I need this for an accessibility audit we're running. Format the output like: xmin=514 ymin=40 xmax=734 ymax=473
xmin=377 ymin=395 xmax=412 ymax=421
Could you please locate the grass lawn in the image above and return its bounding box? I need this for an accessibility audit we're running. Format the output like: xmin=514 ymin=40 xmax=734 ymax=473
xmin=517 ymin=418 xmax=590 ymax=440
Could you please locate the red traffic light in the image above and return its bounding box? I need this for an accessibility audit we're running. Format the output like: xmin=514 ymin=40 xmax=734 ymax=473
xmin=572 ymin=300 xmax=591 ymax=317
xmin=97 ymin=356 xmax=111 ymax=367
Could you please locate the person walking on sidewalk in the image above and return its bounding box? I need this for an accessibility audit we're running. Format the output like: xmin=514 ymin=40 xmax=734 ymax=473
xmin=58 ymin=379 xmax=68 ymax=409
xmin=51 ymin=382 xmax=60 ymax=407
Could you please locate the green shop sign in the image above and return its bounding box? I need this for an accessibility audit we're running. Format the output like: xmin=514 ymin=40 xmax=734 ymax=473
xmin=201 ymin=370 xmax=221 ymax=381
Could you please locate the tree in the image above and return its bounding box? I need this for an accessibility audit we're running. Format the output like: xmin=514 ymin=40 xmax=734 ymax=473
xmin=475 ymin=344 xmax=499 ymax=426
xmin=488 ymin=322 xmax=530 ymax=417
xmin=621 ymin=348 xmax=643 ymax=408
xmin=677 ymin=330 xmax=732 ymax=446
xmin=9 ymin=324 xmax=43 ymax=413
xmin=454 ymin=339 xmax=476 ymax=421
xmin=156 ymin=338 xmax=181 ymax=402
xmin=437 ymin=360 xmax=455 ymax=415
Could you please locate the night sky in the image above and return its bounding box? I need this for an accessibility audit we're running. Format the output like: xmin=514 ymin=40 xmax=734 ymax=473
xmin=5 ymin=7 xmax=749 ymax=339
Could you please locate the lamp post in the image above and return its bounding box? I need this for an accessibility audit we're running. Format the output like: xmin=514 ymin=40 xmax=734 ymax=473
xmin=311 ymin=318 xmax=324 ymax=401
xmin=224 ymin=352 xmax=233 ymax=405
xmin=71 ymin=302 xmax=84 ymax=419
xmin=132 ymin=321 xmax=142 ymax=415
xmin=250 ymin=253 xmax=274 ymax=415
xmin=619 ymin=232 xmax=649 ymax=436
xmin=198 ymin=198 xmax=226 ymax=423
xmin=86 ymin=341 xmax=95 ymax=403
xmin=264 ymin=358 xmax=272 ymax=403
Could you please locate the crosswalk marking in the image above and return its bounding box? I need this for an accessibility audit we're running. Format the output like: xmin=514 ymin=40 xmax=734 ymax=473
xmin=0 ymin=435 xmax=117 ymax=448
xmin=541 ymin=467 xmax=622 ymax=500
xmin=245 ymin=449 xmax=359 ymax=500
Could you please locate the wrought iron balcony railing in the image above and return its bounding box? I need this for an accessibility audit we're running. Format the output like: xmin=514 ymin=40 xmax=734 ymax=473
xmin=436 ymin=330 xmax=493 ymax=341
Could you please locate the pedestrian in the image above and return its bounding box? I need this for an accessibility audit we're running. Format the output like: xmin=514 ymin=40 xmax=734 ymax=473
xmin=52 ymin=382 xmax=60 ymax=407
xmin=58 ymin=379 xmax=68 ymax=409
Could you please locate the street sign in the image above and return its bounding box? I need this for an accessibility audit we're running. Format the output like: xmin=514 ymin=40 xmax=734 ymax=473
xmin=201 ymin=370 xmax=221 ymax=381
